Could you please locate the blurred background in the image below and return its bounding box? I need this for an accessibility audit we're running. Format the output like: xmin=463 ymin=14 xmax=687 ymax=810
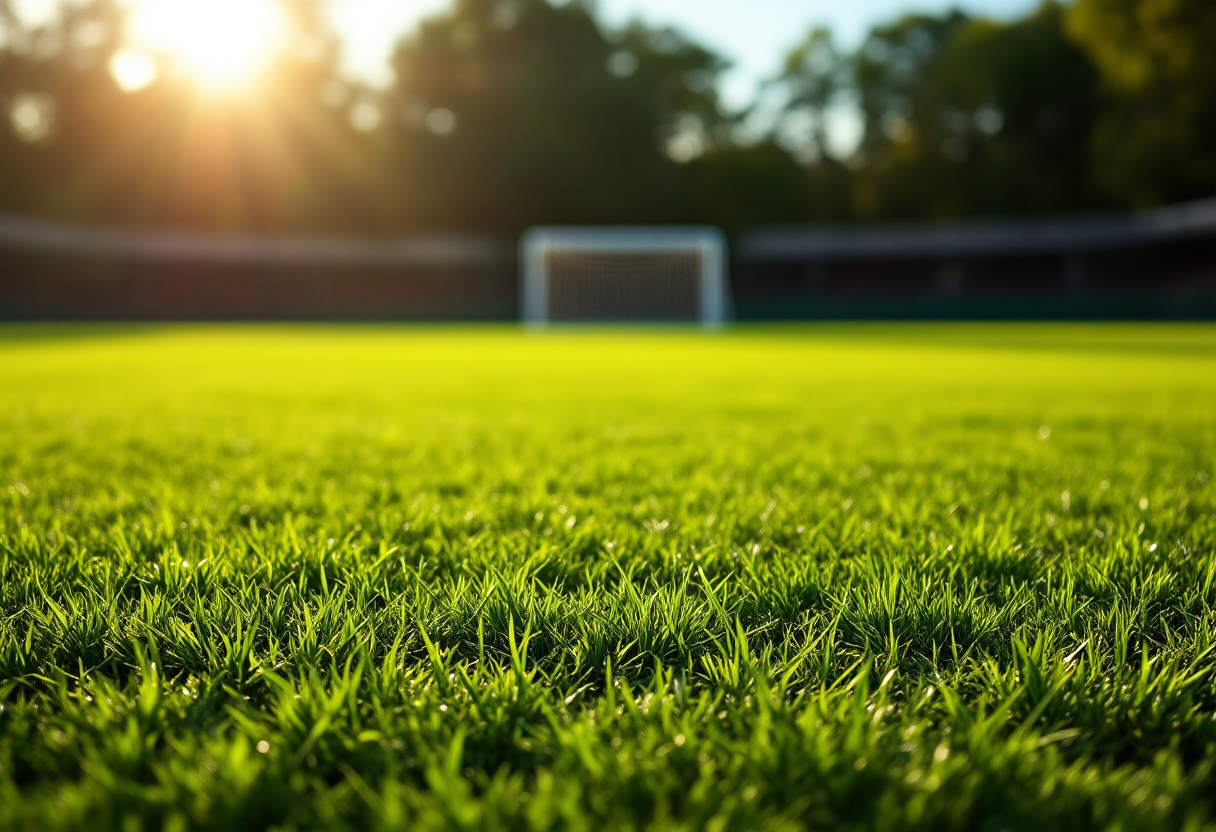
xmin=1 ymin=0 xmax=1214 ymax=320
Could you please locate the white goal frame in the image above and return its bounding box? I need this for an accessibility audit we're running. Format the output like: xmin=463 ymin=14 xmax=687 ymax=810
xmin=520 ymin=227 xmax=728 ymax=326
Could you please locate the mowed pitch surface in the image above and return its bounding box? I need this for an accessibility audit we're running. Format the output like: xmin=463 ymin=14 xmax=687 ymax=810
xmin=1 ymin=324 xmax=1215 ymax=831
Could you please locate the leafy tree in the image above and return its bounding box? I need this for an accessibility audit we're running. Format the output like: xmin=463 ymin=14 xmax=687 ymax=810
xmin=845 ymin=11 xmax=970 ymax=219
xmin=1067 ymin=0 xmax=1216 ymax=205
xmin=837 ymin=3 xmax=1107 ymax=220
xmin=4 ymin=0 xmax=1212 ymax=234
xmin=383 ymin=0 xmax=737 ymax=231
xmin=936 ymin=2 xmax=1107 ymax=213
xmin=777 ymin=27 xmax=845 ymax=164
xmin=0 ymin=0 xmax=378 ymax=231
xmin=680 ymin=141 xmax=818 ymax=228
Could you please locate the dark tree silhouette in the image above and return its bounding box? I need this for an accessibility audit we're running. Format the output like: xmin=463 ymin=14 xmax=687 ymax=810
xmin=0 ymin=0 xmax=1210 ymax=234
xmin=1067 ymin=0 xmax=1216 ymax=206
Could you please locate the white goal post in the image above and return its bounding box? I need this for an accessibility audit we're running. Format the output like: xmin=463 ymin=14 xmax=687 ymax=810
xmin=520 ymin=227 xmax=728 ymax=326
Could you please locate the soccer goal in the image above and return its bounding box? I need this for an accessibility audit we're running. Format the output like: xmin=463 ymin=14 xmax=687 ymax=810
xmin=520 ymin=227 xmax=728 ymax=326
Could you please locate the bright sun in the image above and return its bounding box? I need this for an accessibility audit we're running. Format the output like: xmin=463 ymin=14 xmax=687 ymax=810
xmin=125 ymin=0 xmax=286 ymax=90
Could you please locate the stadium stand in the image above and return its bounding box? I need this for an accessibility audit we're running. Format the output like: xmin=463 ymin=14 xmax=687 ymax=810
xmin=734 ymin=197 xmax=1216 ymax=320
xmin=1 ymin=197 xmax=1214 ymax=321
xmin=0 ymin=213 xmax=514 ymax=321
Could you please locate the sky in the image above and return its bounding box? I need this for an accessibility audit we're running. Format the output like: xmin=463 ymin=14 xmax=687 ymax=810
xmin=597 ymin=0 xmax=1042 ymax=108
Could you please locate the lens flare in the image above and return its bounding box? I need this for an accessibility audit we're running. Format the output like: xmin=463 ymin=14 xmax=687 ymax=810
xmin=109 ymin=49 xmax=159 ymax=92
xmin=126 ymin=0 xmax=286 ymax=90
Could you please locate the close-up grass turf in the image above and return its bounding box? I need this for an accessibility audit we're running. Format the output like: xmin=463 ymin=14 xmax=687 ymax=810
xmin=1 ymin=323 xmax=1215 ymax=831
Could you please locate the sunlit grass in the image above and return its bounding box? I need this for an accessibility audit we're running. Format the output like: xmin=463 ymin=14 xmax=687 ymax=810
xmin=2 ymin=324 xmax=1215 ymax=830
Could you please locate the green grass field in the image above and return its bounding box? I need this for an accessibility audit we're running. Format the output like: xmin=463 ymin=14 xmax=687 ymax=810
xmin=2 ymin=324 xmax=1215 ymax=831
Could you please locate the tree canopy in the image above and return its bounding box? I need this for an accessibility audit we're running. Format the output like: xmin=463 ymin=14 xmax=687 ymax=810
xmin=1067 ymin=0 xmax=1216 ymax=205
xmin=0 ymin=0 xmax=1212 ymax=233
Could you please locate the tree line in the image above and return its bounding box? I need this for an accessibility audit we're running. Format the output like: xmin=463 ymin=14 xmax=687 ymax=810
xmin=0 ymin=0 xmax=1213 ymax=235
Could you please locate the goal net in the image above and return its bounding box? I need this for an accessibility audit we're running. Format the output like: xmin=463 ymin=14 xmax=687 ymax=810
xmin=521 ymin=227 xmax=728 ymax=326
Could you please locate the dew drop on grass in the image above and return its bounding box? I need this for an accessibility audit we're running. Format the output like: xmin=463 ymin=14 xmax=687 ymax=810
xmin=1139 ymin=497 xmax=1149 ymax=510
xmin=1038 ymin=426 xmax=1051 ymax=440
xmin=257 ymin=740 xmax=270 ymax=754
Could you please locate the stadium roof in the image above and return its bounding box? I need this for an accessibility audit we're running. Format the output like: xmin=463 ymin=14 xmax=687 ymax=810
xmin=0 ymin=213 xmax=507 ymax=267
xmin=2 ymin=196 xmax=1215 ymax=264
xmin=740 ymin=196 xmax=1216 ymax=261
